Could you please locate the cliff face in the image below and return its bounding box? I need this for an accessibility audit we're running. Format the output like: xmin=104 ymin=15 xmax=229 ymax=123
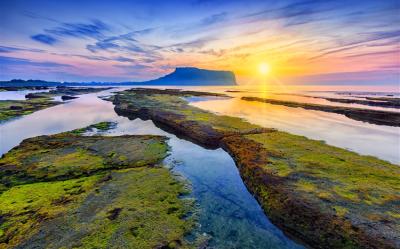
xmin=144 ymin=67 xmax=237 ymax=85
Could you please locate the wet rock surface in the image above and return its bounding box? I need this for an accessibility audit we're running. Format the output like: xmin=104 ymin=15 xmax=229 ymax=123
xmin=61 ymin=95 xmax=78 ymax=101
xmin=242 ymin=96 xmax=400 ymax=127
xmin=0 ymin=123 xmax=194 ymax=248
xmin=222 ymin=133 xmax=400 ymax=249
xmin=111 ymin=88 xmax=400 ymax=249
xmin=111 ymin=88 xmax=271 ymax=148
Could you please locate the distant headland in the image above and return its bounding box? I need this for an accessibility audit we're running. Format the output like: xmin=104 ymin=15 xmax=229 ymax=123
xmin=0 ymin=67 xmax=237 ymax=87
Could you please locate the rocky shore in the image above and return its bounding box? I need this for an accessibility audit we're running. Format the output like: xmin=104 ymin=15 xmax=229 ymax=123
xmin=242 ymin=96 xmax=400 ymax=127
xmin=110 ymin=88 xmax=400 ymax=249
xmin=0 ymin=123 xmax=194 ymax=248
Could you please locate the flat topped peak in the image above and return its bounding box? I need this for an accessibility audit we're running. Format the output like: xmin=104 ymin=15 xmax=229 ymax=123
xmin=143 ymin=67 xmax=236 ymax=86
xmin=174 ymin=67 xmax=231 ymax=73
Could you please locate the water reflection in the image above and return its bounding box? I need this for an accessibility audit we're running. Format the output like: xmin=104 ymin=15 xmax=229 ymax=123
xmin=191 ymin=97 xmax=400 ymax=164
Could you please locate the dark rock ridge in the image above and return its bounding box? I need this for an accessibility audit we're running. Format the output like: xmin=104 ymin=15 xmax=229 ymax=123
xmin=61 ymin=95 xmax=78 ymax=101
xmin=275 ymin=93 xmax=400 ymax=109
xmin=323 ymin=96 xmax=400 ymax=109
xmin=143 ymin=67 xmax=237 ymax=86
xmin=242 ymin=96 xmax=400 ymax=127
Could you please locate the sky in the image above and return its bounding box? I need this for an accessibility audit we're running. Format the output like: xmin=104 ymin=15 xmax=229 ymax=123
xmin=0 ymin=0 xmax=399 ymax=85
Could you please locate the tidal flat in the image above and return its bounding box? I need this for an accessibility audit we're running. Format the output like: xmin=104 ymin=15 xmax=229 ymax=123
xmin=0 ymin=123 xmax=194 ymax=248
xmin=111 ymin=88 xmax=400 ymax=249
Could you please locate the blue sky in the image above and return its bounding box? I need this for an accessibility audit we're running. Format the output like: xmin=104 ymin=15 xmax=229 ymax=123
xmin=0 ymin=0 xmax=399 ymax=85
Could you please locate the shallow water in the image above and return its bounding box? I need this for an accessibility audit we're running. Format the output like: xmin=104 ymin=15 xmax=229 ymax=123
xmin=0 ymin=90 xmax=304 ymax=248
xmin=189 ymin=96 xmax=400 ymax=164
xmin=183 ymin=85 xmax=400 ymax=112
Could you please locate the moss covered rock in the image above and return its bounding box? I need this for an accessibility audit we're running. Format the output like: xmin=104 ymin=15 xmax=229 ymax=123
xmin=112 ymin=89 xmax=271 ymax=148
xmin=0 ymin=123 xmax=193 ymax=248
xmin=0 ymin=98 xmax=61 ymax=122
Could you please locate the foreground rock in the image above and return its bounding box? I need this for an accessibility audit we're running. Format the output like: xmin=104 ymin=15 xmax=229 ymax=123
xmin=242 ymin=96 xmax=400 ymax=127
xmin=222 ymin=132 xmax=400 ymax=249
xmin=0 ymin=123 xmax=194 ymax=248
xmin=111 ymin=88 xmax=400 ymax=249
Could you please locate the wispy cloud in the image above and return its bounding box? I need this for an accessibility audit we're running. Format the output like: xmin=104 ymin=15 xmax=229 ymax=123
xmin=44 ymin=19 xmax=110 ymax=39
xmin=0 ymin=56 xmax=72 ymax=68
xmin=200 ymin=12 xmax=228 ymax=26
xmin=241 ymin=0 xmax=335 ymax=27
xmin=0 ymin=45 xmax=45 ymax=53
xmin=30 ymin=34 xmax=58 ymax=45
xmin=310 ymin=29 xmax=400 ymax=59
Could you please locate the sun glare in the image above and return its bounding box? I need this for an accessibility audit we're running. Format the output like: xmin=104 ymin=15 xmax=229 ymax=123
xmin=258 ymin=62 xmax=271 ymax=75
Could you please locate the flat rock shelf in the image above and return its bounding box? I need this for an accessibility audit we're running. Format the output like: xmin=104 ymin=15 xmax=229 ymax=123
xmin=0 ymin=123 xmax=195 ymax=248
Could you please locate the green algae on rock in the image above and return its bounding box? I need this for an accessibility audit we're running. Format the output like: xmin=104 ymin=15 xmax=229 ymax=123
xmin=111 ymin=88 xmax=400 ymax=249
xmin=0 ymin=133 xmax=168 ymax=187
xmin=67 ymin=121 xmax=118 ymax=135
xmin=222 ymin=132 xmax=400 ymax=249
xmin=112 ymin=88 xmax=272 ymax=148
xmin=1 ymin=168 xmax=193 ymax=249
xmin=0 ymin=98 xmax=61 ymax=122
xmin=0 ymin=123 xmax=194 ymax=248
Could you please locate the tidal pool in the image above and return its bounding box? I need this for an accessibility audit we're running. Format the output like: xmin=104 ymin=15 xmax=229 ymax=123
xmin=0 ymin=89 xmax=304 ymax=248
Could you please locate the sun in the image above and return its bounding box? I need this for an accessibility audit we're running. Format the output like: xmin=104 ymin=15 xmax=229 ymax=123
xmin=258 ymin=62 xmax=271 ymax=75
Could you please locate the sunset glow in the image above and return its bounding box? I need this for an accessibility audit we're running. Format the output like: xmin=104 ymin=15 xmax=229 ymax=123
xmin=0 ymin=0 xmax=399 ymax=85
xmin=258 ymin=63 xmax=271 ymax=75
